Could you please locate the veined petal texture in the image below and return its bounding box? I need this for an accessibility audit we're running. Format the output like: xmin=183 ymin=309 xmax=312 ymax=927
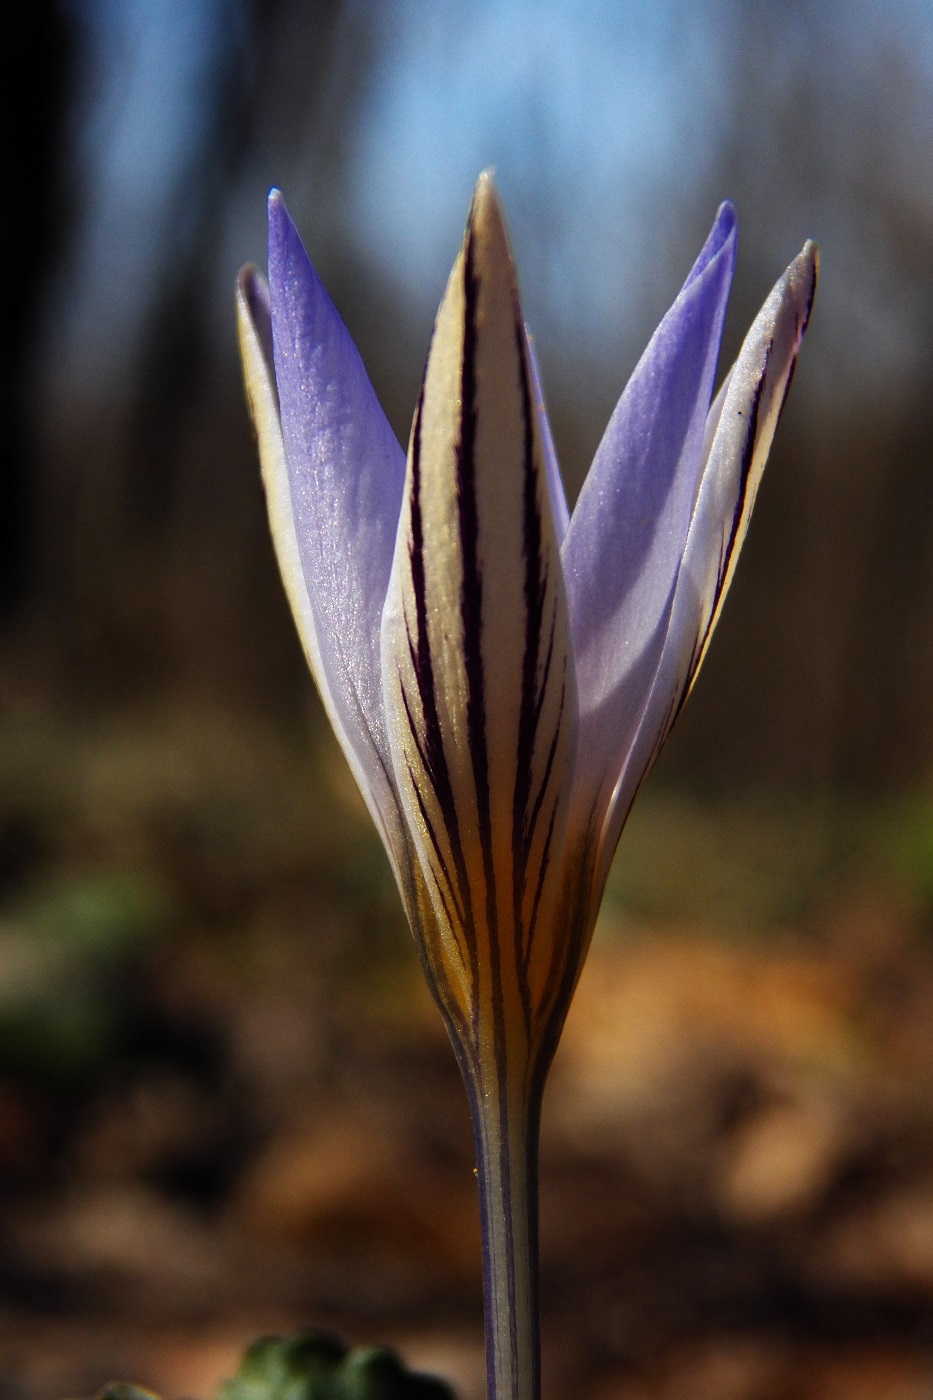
xmin=237 ymin=266 xmax=323 ymax=684
xmin=594 ymin=239 xmax=819 ymax=890
xmin=563 ymin=204 xmax=737 ymax=835
xmin=682 ymin=240 xmax=819 ymax=686
xmin=267 ymin=192 xmax=407 ymax=842
xmin=381 ymin=176 xmax=577 ymax=1075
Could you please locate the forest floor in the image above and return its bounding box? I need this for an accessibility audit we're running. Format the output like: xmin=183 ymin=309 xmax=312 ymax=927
xmin=2 ymin=706 xmax=933 ymax=1399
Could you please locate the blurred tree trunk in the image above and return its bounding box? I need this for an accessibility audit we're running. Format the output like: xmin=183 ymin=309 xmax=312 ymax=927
xmin=36 ymin=0 xmax=385 ymax=710
xmin=670 ymin=0 xmax=933 ymax=792
xmin=0 ymin=3 xmax=75 ymax=619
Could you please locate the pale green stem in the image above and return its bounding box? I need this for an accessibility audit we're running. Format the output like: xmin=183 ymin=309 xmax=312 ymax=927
xmin=472 ymin=1082 xmax=543 ymax=1400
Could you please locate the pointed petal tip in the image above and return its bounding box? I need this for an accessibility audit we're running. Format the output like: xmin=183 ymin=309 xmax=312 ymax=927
xmin=801 ymin=241 xmax=819 ymax=320
xmin=267 ymin=187 xmax=309 ymax=285
xmin=267 ymin=188 xmax=291 ymax=234
xmin=472 ymin=167 xmax=498 ymax=203
xmin=708 ymin=199 xmax=738 ymax=258
xmin=462 ymin=175 xmax=520 ymax=307
xmin=782 ymin=239 xmax=819 ymax=337
xmin=267 ymin=189 xmax=288 ymax=244
xmin=683 ymin=199 xmax=738 ymax=292
xmin=714 ymin=199 xmax=738 ymax=235
xmin=793 ymin=238 xmax=819 ymax=281
xmin=797 ymin=238 xmax=820 ymax=290
xmin=267 ymin=189 xmax=301 ymax=254
xmin=236 ymin=262 xmax=257 ymax=296
xmin=236 ymin=263 xmax=271 ymax=330
xmin=467 ymin=168 xmax=509 ymax=251
xmin=237 ymin=261 xmax=263 ymax=294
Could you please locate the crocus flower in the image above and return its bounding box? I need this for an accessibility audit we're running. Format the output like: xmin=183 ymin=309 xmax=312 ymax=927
xmin=237 ymin=175 xmax=816 ymax=1400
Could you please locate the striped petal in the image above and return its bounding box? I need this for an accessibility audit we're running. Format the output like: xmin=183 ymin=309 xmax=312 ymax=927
xmin=380 ymin=175 xmax=578 ymax=1074
xmin=680 ymin=240 xmax=818 ymax=692
xmin=592 ymin=240 xmax=819 ymax=894
xmin=562 ymin=204 xmax=737 ymax=839
xmin=264 ymin=192 xmax=408 ymax=850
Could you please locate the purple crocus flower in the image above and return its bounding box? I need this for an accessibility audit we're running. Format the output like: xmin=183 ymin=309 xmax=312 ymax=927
xmin=237 ymin=174 xmax=816 ymax=1400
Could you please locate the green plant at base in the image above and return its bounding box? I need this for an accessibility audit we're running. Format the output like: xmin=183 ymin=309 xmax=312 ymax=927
xmin=93 ymin=1330 xmax=455 ymax=1400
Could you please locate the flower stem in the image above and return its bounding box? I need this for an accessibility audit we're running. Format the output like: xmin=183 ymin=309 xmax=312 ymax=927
xmin=472 ymin=1081 xmax=543 ymax=1400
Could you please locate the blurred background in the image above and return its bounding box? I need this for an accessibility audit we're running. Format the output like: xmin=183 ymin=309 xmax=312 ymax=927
xmin=4 ymin=1 xmax=933 ymax=1397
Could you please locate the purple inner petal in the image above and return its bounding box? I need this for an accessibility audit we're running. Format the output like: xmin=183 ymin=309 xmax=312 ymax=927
xmin=562 ymin=202 xmax=737 ymax=819
xmin=525 ymin=326 xmax=570 ymax=543
xmin=268 ymin=190 xmax=407 ymax=775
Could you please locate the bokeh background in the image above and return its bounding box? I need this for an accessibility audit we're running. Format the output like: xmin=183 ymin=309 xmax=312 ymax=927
xmin=4 ymin=2 xmax=933 ymax=1397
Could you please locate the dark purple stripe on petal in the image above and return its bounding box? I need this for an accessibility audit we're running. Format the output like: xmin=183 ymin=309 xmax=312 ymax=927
xmin=532 ymin=602 xmax=558 ymax=737
xmin=457 ymin=231 xmax=494 ymax=885
xmin=510 ymin=310 xmax=548 ymax=1035
xmin=459 ymin=223 xmax=517 ymax=1370
xmin=524 ymin=798 xmax=558 ymax=976
xmin=406 ymin=389 xmax=480 ymax=1016
xmin=457 ymin=228 xmax=500 ymax=1014
xmin=398 ymin=694 xmax=468 ymax=933
xmin=525 ymin=674 xmax=565 ymax=877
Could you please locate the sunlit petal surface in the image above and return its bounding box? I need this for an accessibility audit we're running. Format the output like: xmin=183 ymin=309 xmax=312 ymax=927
xmin=562 ymin=204 xmax=737 ymax=836
xmin=593 ymin=240 xmax=819 ymax=889
xmin=381 ymin=175 xmax=577 ymax=1073
xmin=237 ymin=267 xmax=321 ymax=678
xmin=268 ymin=192 xmax=407 ymax=836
